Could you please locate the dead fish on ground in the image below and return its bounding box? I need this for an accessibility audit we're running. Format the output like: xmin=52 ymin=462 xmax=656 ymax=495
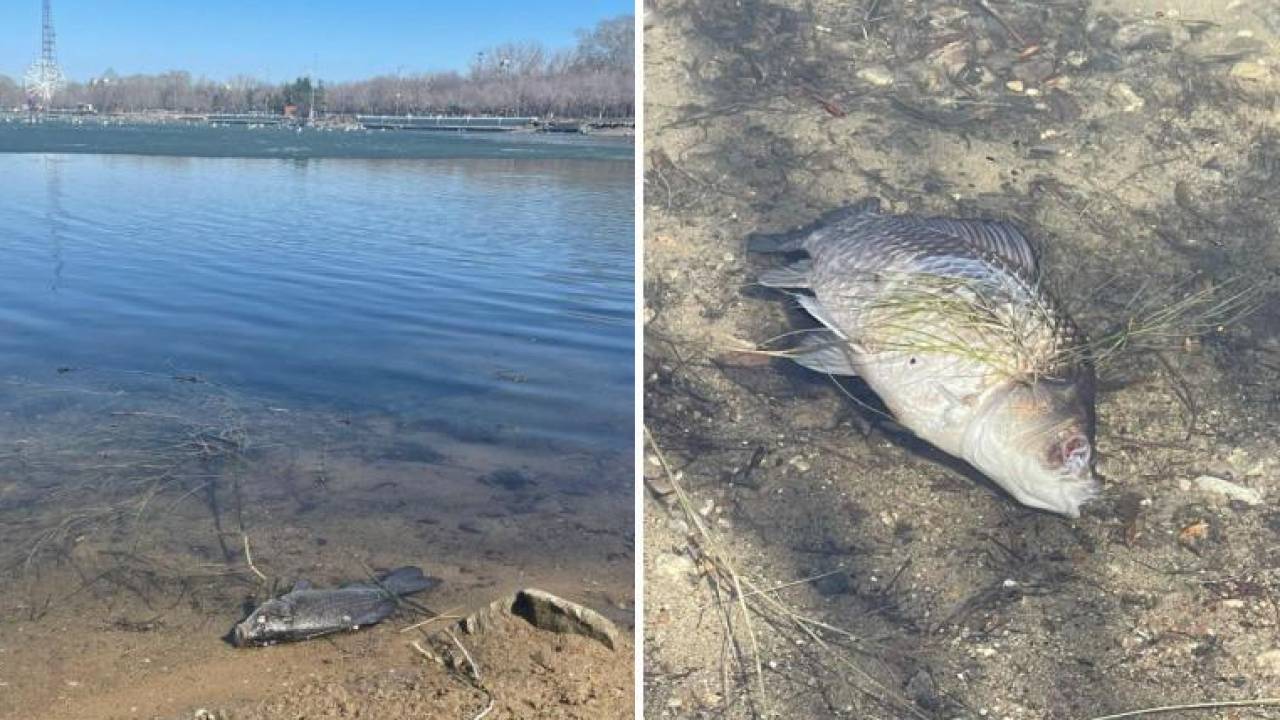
xmin=749 ymin=198 xmax=1099 ymax=517
xmin=232 ymin=565 xmax=441 ymax=647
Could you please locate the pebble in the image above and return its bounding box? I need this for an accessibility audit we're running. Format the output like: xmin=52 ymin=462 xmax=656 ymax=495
xmin=856 ymin=65 xmax=895 ymax=87
xmin=1257 ymin=649 xmax=1280 ymax=675
xmin=1231 ymin=61 xmax=1269 ymax=82
xmin=1005 ymin=80 xmax=1025 ymax=93
xmin=1194 ymin=475 xmax=1262 ymax=505
xmin=1112 ymin=21 xmax=1173 ymax=52
xmin=1108 ymin=83 xmax=1145 ymax=112
xmin=653 ymin=551 xmax=698 ymax=585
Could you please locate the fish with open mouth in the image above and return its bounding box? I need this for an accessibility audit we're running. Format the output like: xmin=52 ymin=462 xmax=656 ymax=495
xmin=232 ymin=565 xmax=441 ymax=647
xmin=749 ymin=198 xmax=1099 ymax=517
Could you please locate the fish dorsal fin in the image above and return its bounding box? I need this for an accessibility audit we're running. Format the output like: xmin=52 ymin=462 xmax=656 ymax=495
xmin=915 ymin=217 xmax=1039 ymax=277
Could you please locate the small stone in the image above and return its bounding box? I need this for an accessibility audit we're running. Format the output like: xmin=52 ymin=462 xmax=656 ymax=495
xmin=1194 ymin=475 xmax=1262 ymax=505
xmin=856 ymin=65 xmax=895 ymax=87
xmin=1258 ymin=649 xmax=1280 ymax=675
xmin=1112 ymin=21 xmax=1173 ymax=52
xmin=1108 ymin=83 xmax=1145 ymax=112
xmin=1011 ymin=58 xmax=1055 ymax=84
xmin=906 ymin=669 xmax=941 ymax=710
xmin=460 ymin=588 xmax=622 ymax=650
xmin=653 ymin=551 xmax=698 ymax=585
xmin=1231 ymin=62 xmax=1269 ymax=82
xmin=1005 ymin=79 xmax=1025 ymax=93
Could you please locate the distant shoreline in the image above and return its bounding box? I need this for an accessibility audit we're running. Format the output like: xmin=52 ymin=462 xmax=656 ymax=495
xmin=0 ymin=109 xmax=635 ymax=136
xmin=0 ymin=117 xmax=633 ymax=161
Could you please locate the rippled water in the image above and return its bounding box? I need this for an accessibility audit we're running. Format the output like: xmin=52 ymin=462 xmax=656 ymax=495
xmin=0 ymin=147 xmax=633 ymax=451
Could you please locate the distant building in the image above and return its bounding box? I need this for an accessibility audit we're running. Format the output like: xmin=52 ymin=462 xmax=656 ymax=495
xmin=283 ymin=104 xmax=298 ymax=118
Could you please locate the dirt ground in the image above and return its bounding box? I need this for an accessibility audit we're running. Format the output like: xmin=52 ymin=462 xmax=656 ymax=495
xmin=644 ymin=0 xmax=1280 ymax=718
xmin=0 ymin=379 xmax=633 ymax=719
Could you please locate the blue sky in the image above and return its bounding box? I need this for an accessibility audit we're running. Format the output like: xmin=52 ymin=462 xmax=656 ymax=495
xmin=0 ymin=1 xmax=633 ymax=82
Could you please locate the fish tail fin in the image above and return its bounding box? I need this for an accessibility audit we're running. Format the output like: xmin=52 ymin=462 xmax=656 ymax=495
xmin=379 ymin=566 xmax=442 ymax=595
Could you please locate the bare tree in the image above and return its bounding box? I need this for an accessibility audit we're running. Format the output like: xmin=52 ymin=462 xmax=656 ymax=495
xmin=5 ymin=15 xmax=634 ymax=118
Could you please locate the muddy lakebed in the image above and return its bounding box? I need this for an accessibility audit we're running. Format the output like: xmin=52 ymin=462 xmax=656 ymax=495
xmin=644 ymin=0 xmax=1280 ymax=718
xmin=0 ymin=131 xmax=634 ymax=719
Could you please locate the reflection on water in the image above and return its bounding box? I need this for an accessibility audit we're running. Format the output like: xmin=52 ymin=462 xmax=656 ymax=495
xmin=44 ymin=157 xmax=65 ymax=292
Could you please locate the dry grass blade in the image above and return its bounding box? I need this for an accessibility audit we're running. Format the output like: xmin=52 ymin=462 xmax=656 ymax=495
xmin=645 ymin=426 xmax=925 ymax=719
xmin=400 ymin=605 xmax=465 ymax=633
xmin=445 ymin=627 xmax=482 ymax=683
xmin=241 ymin=533 xmax=268 ymax=583
xmin=645 ymin=426 xmax=770 ymax=717
xmin=1087 ymin=697 xmax=1280 ymax=719
xmin=1081 ymin=274 xmax=1270 ymax=368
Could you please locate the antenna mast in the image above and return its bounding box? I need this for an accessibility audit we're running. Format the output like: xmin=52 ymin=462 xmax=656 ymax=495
xmin=24 ymin=0 xmax=66 ymax=108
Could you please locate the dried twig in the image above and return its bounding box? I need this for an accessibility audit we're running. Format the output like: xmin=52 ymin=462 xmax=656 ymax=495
xmin=414 ymin=633 xmax=496 ymax=720
xmin=399 ymin=606 xmax=464 ymax=633
xmin=974 ymin=0 xmax=1028 ymax=47
xmin=445 ymin=628 xmax=482 ymax=683
xmin=241 ymin=533 xmax=268 ymax=583
xmin=1088 ymin=698 xmax=1280 ymax=720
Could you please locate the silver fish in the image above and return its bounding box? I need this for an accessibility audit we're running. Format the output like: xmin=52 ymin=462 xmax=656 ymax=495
xmin=232 ymin=565 xmax=441 ymax=647
xmin=750 ymin=198 xmax=1099 ymax=516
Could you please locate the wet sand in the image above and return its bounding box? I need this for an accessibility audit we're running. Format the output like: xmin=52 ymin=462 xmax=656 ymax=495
xmin=0 ymin=376 xmax=633 ymax=718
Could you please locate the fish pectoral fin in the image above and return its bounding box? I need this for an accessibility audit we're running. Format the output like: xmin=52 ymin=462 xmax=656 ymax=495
xmin=790 ymin=332 xmax=861 ymax=376
xmin=936 ymin=385 xmax=982 ymax=426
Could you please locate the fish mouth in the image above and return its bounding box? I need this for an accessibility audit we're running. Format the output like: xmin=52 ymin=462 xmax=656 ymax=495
xmin=1023 ymin=471 xmax=1101 ymax=518
xmin=231 ymin=621 xmax=252 ymax=647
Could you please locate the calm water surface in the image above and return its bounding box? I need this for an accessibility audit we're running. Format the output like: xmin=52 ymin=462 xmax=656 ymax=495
xmin=0 ymin=144 xmax=633 ymax=453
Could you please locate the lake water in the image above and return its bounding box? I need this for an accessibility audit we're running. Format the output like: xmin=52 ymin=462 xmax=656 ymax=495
xmin=0 ymin=124 xmax=634 ymax=718
xmin=0 ymin=133 xmax=632 ymax=450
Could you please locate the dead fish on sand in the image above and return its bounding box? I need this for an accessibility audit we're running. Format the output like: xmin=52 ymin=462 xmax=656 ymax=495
xmin=232 ymin=565 xmax=441 ymax=647
xmin=749 ymin=198 xmax=1099 ymax=517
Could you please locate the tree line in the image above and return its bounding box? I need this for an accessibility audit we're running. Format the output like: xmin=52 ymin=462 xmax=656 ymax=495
xmin=0 ymin=16 xmax=633 ymax=118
